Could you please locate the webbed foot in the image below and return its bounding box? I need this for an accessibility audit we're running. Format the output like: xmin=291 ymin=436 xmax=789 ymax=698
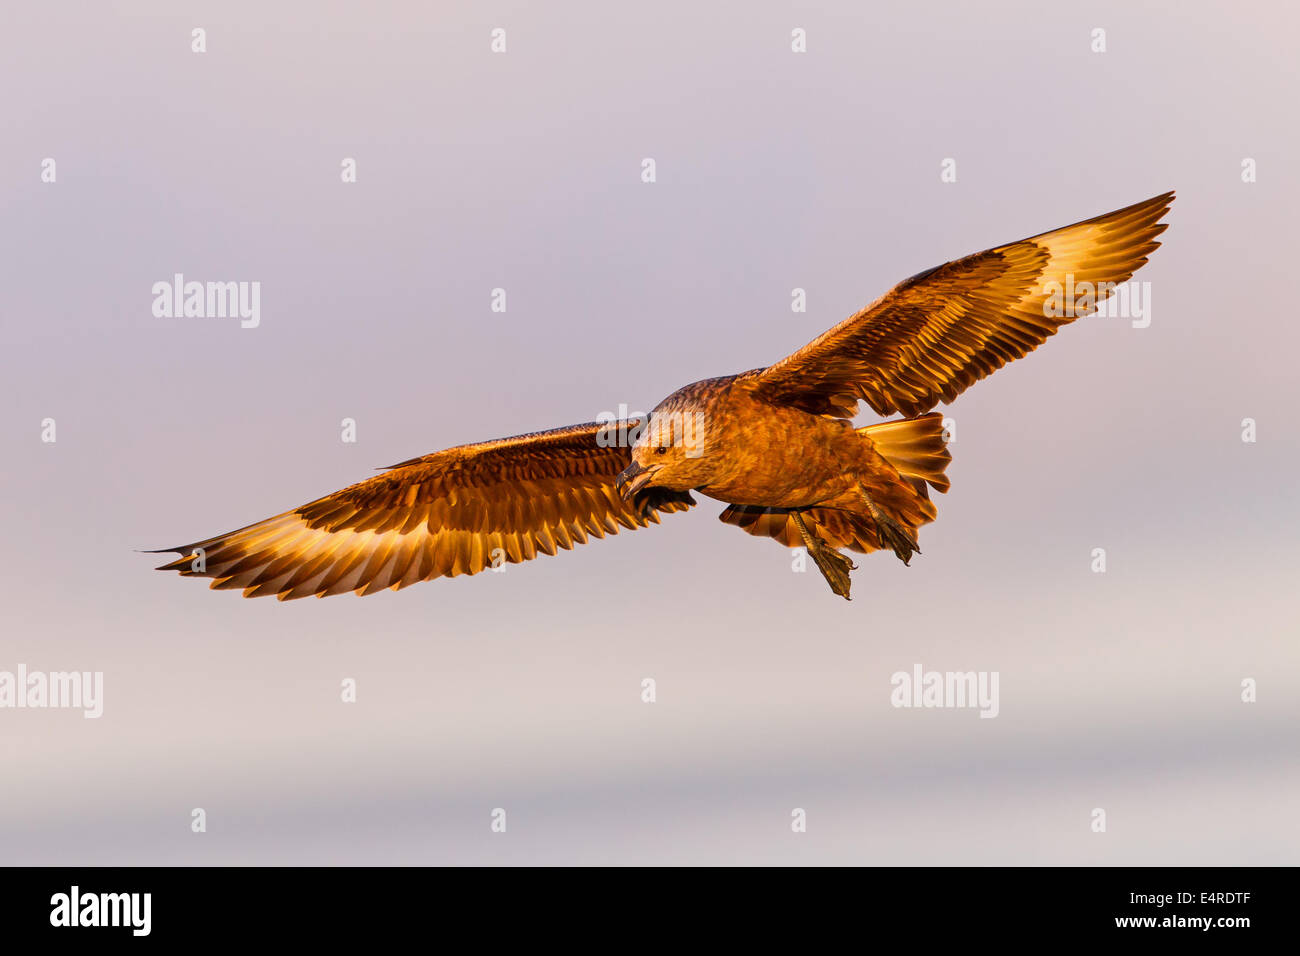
xmin=873 ymin=514 xmax=920 ymax=566
xmin=791 ymin=511 xmax=856 ymax=600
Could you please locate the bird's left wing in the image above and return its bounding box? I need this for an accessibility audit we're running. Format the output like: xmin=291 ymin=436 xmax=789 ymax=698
xmin=150 ymin=420 xmax=693 ymax=599
xmin=743 ymin=191 xmax=1174 ymax=418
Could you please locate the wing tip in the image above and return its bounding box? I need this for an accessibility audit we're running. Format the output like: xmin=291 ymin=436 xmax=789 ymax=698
xmin=152 ymin=551 xmax=199 ymax=572
xmin=141 ymin=544 xmax=190 ymax=555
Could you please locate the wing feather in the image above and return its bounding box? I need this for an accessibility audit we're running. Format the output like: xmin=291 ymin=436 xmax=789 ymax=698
xmin=745 ymin=192 xmax=1174 ymax=417
xmin=151 ymin=420 xmax=694 ymax=599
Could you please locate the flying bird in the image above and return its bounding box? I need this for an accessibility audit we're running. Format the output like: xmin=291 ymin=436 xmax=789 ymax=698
xmin=152 ymin=192 xmax=1173 ymax=600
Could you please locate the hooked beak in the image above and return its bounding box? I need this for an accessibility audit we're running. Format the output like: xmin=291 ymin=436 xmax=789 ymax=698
xmin=615 ymin=461 xmax=658 ymax=500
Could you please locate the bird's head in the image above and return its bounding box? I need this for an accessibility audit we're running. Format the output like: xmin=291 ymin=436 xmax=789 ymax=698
xmin=615 ymin=404 xmax=713 ymax=501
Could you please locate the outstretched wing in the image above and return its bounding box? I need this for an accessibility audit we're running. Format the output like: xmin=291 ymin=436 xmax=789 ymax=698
xmin=745 ymin=192 xmax=1174 ymax=418
xmin=151 ymin=420 xmax=694 ymax=599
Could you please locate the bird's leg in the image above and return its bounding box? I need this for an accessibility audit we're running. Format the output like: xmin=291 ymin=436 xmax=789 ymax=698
xmin=855 ymin=485 xmax=920 ymax=566
xmin=791 ymin=511 xmax=856 ymax=600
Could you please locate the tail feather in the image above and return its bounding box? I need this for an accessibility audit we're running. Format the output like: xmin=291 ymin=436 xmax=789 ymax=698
xmin=859 ymin=412 xmax=951 ymax=494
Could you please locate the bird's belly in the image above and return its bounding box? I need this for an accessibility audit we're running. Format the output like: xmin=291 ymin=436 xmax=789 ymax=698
xmin=698 ymin=476 xmax=847 ymax=509
xmin=697 ymin=416 xmax=859 ymax=508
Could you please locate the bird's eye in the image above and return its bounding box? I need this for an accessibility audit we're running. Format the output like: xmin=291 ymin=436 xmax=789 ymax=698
xmin=655 ymin=446 xmax=668 ymax=455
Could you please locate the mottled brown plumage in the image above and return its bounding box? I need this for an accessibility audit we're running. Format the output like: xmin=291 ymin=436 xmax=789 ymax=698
xmin=152 ymin=192 xmax=1173 ymax=599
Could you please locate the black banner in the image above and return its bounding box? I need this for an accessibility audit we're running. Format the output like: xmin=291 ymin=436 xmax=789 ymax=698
xmin=0 ymin=866 xmax=1283 ymax=942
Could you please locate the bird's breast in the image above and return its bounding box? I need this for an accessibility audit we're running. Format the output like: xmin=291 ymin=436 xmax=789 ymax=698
xmin=697 ymin=400 xmax=859 ymax=508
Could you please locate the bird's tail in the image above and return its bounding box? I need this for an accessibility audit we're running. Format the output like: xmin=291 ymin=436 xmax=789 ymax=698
xmin=858 ymin=412 xmax=952 ymax=498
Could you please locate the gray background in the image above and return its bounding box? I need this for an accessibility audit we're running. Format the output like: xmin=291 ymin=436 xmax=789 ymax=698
xmin=2 ymin=0 xmax=1296 ymax=864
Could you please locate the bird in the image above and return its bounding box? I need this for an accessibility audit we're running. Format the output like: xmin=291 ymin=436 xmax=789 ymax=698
xmin=151 ymin=191 xmax=1173 ymax=600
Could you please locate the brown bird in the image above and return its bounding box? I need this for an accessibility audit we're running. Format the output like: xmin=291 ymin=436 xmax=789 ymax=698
xmin=152 ymin=192 xmax=1173 ymax=600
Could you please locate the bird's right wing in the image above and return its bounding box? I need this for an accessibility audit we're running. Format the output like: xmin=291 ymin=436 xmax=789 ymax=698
xmin=744 ymin=192 xmax=1174 ymax=418
xmin=151 ymin=420 xmax=694 ymax=599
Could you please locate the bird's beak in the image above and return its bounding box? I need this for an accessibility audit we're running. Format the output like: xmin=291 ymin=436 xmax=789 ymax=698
xmin=616 ymin=461 xmax=657 ymax=500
